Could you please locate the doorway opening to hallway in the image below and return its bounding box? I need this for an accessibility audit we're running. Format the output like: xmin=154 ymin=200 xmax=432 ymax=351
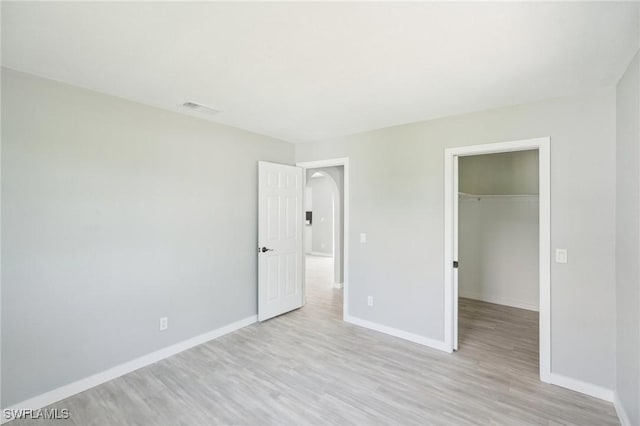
xmin=298 ymin=158 xmax=350 ymax=318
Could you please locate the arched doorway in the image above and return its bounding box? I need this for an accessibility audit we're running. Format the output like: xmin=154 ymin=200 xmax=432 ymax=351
xmin=305 ymin=170 xmax=342 ymax=285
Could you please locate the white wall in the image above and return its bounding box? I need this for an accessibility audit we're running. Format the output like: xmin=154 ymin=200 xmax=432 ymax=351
xmin=295 ymin=87 xmax=617 ymax=391
xmin=308 ymin=175 xmax=334 ymax=255
xmin=616 ymin=49 xmax=640 ymax=425
xmin=459 ymin=196 xmax=539 ymax=311
xmin=1 ymin=69 xmax=294 ymax=407
xmin=459 ymin=150 xmax=539 ymax=195
xmin=459 ymin=151 xmax=539 ymax=312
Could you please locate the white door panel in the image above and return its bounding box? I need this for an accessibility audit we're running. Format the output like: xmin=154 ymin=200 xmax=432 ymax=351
xmin=258 ymin=161 xmax=303 ymax=321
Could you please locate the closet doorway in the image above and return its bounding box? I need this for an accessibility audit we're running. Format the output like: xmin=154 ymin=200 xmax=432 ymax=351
xmin=444 ymin=138 xmax=551 ymax=383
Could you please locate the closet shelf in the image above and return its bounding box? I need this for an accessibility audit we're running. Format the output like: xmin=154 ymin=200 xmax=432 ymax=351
xmin=459 ymin=192 xmax=539 ymax=199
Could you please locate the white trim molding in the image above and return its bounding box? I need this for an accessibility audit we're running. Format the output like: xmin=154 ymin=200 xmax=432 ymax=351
xmin=297 ymin=157 xmax=350 ymax=320
xmin=548 ymin=373 xmax=614 ymax=402
xmin=1 ymin=315 xmax=257 ymax=422
xmin=345 ymin=315 xmax=450 ymax=353
xmin=444 ymin=137 xmax=551 ymax=383
xmin=308 ymin=251 xmax=332 ymax=258
xmin=614 ymin=393 xmax=632 ymax=426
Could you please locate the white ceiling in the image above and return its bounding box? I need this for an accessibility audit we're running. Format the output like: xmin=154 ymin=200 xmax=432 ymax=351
xmin=2 ymin=2 xmax=638 ymax=143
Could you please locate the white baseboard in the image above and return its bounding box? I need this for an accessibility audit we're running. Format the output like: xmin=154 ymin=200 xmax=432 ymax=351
xmin=613 ymin=392 xmax=632 ymax=426
xmin=332 ymin=282 xmax=343 ymax=289
xmin=548 ymin=373 xmax=614 ymax=402
xmin=1 ymin=315 xmax=257 ymax=422
xmin=460 ymin=292 xmax=539 ymax=312
xmin=344 ymin=315 xmax=451 ymax=353
xmin=344 ymin=316 xmax=614 ymax=405
xmin=308 ymin=251 xmax=333 ymax=258
xmin=3 ymin=312 xmax=618 ymax=423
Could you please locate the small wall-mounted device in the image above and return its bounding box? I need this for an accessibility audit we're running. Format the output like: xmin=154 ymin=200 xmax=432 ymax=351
xmin=305 ymin=211 xmax=312 ymax=225
xmin=159 ymin=317 xmax=168 ymax=331
xmin=555 ymin=249 xmax=568 ymax=264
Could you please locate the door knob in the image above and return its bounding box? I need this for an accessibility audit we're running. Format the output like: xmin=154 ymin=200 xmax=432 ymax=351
xmin=259 ymin=247 xmax=274 ymax=253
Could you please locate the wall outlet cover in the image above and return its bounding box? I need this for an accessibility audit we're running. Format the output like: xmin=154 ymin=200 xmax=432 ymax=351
xmin=555 ymin=249 xmax=568 ymax=264
xmin=159 ymin=317 xmax=168 ymax=331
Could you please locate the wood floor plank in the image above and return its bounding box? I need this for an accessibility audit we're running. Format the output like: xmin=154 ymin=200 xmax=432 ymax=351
xmin=8 ymin=256 xmax=619 ymax=425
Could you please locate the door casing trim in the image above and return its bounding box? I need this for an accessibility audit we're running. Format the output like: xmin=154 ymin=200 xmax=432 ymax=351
xmin=443 ymin=137 xmax=551 ymax=383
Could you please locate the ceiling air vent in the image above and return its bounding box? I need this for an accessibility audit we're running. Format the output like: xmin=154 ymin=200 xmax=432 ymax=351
xmin=182 ymin=101 xmax=219 ymax=115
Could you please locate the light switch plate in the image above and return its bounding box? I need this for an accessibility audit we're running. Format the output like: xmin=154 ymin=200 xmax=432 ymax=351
xmin=360 ymin=233 xmax=367 ymax=243
xmin=555 ymin=249 xmax=568 ymax=264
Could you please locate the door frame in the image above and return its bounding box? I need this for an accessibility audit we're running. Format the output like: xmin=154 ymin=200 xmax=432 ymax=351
xmin=296 ymin=157 xmax=350 ymax=320
xmin=443 ymin=137 xmax=551 ymax=383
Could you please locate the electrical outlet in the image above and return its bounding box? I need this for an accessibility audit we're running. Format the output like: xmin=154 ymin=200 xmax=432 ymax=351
xmin=555 ymin=249 xmax=568 ymax=264
xmin=159 ymin=317 xmax=168 ymax=331
xmin=367 ymin=296 xmax=373 ymax=306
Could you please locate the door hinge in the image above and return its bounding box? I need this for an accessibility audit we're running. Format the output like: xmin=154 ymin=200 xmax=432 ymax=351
xmin=453 ymin=261 xmax=459 ymax=268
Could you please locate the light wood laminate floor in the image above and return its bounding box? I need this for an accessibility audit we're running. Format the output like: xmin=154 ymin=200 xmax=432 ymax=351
xmin=10 ymin=255 xmax=619 ymax=425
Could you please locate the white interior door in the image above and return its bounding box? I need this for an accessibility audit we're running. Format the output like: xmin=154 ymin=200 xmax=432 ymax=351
xmin=258 ymin=161 xmax=304 ymax=321
xmin=453 ymin=155 xmax=459 ymax=351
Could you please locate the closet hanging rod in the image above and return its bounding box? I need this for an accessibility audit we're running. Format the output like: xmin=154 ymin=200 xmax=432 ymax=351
xmin=458 ymin=192 xmax=539 ymax=199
